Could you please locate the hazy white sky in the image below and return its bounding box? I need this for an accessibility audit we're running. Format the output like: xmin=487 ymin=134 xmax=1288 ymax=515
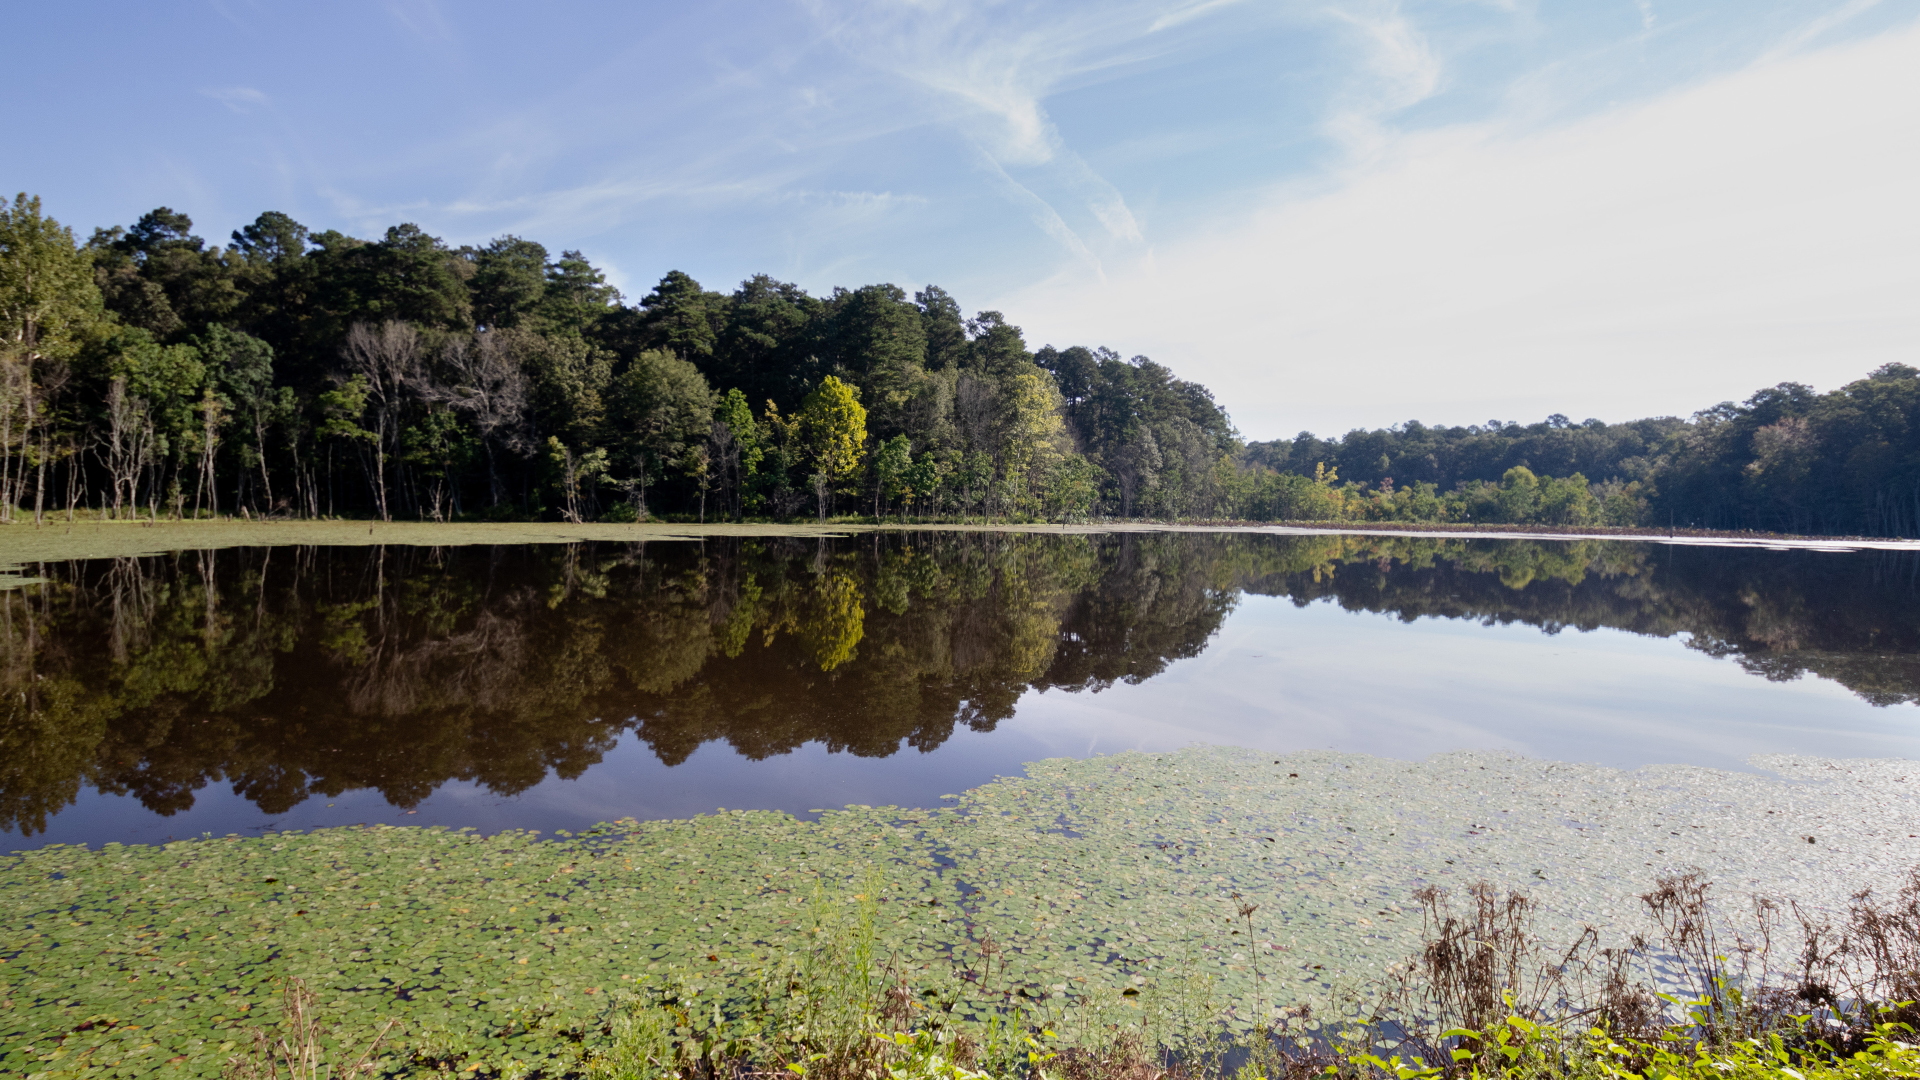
xmin=1009 ymin=16 xmax=1920 ymax=436
xmin=3 ymin=0 xmax=1915 ymax=439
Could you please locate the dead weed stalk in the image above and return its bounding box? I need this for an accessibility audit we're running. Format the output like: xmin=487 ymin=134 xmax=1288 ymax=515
xmin=223 ymin=978 xmax=398 ymax=1080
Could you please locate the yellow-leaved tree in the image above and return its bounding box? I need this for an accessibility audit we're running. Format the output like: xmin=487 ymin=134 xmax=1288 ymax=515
xmin=799 ymin=374 xmax=866 ymax=519
xmin=997 ymin=369 xmax=1068 ymax=516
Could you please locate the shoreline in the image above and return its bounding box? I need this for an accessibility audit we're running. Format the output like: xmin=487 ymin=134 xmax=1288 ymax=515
xmin=0 ymin=517 xmax=1914 ymax=568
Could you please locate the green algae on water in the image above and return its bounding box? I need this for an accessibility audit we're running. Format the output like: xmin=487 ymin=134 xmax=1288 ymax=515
xmin=3 ymin=746 xmax=1917 ymax=1077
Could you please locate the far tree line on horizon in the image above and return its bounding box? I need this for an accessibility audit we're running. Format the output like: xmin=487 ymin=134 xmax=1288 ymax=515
xmin=2 ymin=192 xmax=1916 ymax=536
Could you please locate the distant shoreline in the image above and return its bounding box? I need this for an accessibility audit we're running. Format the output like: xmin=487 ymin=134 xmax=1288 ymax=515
xmin=0 ymin=516 xmax=1914 ymax=569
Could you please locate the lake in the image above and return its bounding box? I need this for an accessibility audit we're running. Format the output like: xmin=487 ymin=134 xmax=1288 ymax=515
xmin=4 ymin=529 xmax=1919 ymax=849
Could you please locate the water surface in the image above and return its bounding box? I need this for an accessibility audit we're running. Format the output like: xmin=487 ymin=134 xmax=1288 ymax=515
xmin=4 ymin=531 xmax=1917 ymax=847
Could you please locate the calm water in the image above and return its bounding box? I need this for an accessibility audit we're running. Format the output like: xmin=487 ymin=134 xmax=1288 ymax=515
xmin=4 ymin=531 xmax=1918 ymax=849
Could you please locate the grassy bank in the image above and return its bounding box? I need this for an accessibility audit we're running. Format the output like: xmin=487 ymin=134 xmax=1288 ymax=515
xmin=5 ymin=747 xmax=1917 ymax=1078
xmin=1 ymin=516 xmax=1912 ymax=575
xmin=0 ymin=519 xmax=854 ymax=571
xmin=0 ymin=517 xmax=1226 ymax=572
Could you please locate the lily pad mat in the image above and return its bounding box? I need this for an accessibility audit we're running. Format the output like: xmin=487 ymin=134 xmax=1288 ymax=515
xmin=4 ymin=746 xmax=1916 ymax=1078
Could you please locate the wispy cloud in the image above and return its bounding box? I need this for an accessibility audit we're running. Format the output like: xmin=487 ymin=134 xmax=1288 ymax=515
xmin=1322 ymin=2 xmax=1444 ymax=158
xmin=383 ymin=0 xmax=456 ymax=43
xmin=1760 ymin=0 xmax=1882 ymax=61
xmin=802 ymin=1 xmax=1190 ymax=263
xmin=1149 ymin=0 xmax=1251 ymax=34
xmin=432 ymin=0 xmax=1468 ymax=287
xmin=975 ymin=150 xmax=1109 ymax=279
xmin=278 ymin=1 xmax=1465 ymax=283
xmin=201 ymin=86 xmax=268 ymax=114
xmin=811 ymin=1 xmax=1091 ymax=166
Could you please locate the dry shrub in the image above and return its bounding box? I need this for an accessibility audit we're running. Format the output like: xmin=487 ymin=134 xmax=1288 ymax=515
xmin=1592 ymin=940 xmax=1661 ymax=1041
xmin=1376 ymin=881 xmax=1607 ymax=1071
xmin=1842 ymin=869 xmax=1920 ymax=1013
xmin=224 ymin=978 xmax=396 ymax=1080
xmin=1050 ymin=1031 xmax=1165 ymax=1080
xmin=1791 ymin=867 xmax=1920 ymax=1040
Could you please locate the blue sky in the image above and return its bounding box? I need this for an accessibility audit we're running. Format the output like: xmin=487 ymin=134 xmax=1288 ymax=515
xmin=5 ymin=1 xmax=1916 ymax=438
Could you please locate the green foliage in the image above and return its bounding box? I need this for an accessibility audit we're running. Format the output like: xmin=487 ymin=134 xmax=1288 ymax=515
xmin=954 ymin=450 xmax=994 ymax=519
xmin=1344 ymin=1015 xmax=1920 ymax=1080
xmin=467 ymin=235 xmax=549 ymax=330
xmin=315 ymin=374 xmax=376 ymax=446
xmin=548 ymin=435 xmax=612 ymax=523
xmin=0 ymin=192 xmax=104 ymax=366
xmin=196 ymin=325 xmax=273 ymax=412
xmin=1048 ymin=453 xmax=1102 ymax=522
xmin=823 ymin=283 xmax=927 ymax=441
xmin=902 ymin=452 xmax=945 ymax=518
xmin=639 ymin=270 xmax=723 ymax=363
xmin=404 ymin=408 xmax=476 ymax=472
xmin=11 ymin=189 xmax=1919 ymax=532
xmin=405 ymin=407 xmax=478 ymax=518
xmin=801 ymin=375 xmax=868 ymax=507
xmin=348 ymin=223 xmax=473 ymax=330
xmin=542 ymin=250 xmax=624 ymax=335
xmin=717 ymin=388 xmax=762 ymax=473
xmin=607 ymin=349 xmax=713 ymax=517
xmin=873 ymin=434 xmax=913 ymax=517
xmin=229 ymin=210 xmax=308 ymax=268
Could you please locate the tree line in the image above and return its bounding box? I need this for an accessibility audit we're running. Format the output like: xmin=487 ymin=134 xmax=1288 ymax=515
xmin=3 ymin=192 xmax=1916 ymax=534
xmin=0 ymin=194 xmax=1234 ymax=525
xmin=1243 ymin=371 xmax=1920 ymax=535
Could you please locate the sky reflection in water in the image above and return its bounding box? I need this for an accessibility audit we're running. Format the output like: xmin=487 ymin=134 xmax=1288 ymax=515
xmin=3 ymin=532 xmax=1916 ymax=848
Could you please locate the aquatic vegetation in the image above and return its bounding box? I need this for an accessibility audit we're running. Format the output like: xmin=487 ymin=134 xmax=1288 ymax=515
xmin=4 ymin=746 xmax=1917 ymax=1077
xmin=222 ymin=979 xmax=397 ymax=1080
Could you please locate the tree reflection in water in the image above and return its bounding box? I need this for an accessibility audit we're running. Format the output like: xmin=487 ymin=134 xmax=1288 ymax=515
xmin=2 ymin=532 xmax=1916 ymax=834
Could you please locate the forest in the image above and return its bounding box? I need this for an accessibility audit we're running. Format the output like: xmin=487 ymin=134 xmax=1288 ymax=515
xmin=2 ymin=192 xmax=1917 ymax=535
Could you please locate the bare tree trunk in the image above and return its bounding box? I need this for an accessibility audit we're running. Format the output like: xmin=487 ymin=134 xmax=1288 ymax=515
xmin=6 ymin=430 xmax=25 ymax=524
xmin=65 ymin=439 xmax=81 ymax=523
xmin=0 ymin=370 xmax=16 ymax=524
xmin=342 ymin=321 xmax=421 ymax=522
xmin=0 ymin=364 xmax=15 ymax=524
xmin=197 ymin=396 xmax=221 ymax=520
xmin=374 ymin=438 xmax=388 ymax=520
xmin=107 ymin=381 xmax=126 ymax=518
xmin=254 ymin=411 xmax=273 ymax=512
xmin=33 ymin=429 xmax=46 ymax=526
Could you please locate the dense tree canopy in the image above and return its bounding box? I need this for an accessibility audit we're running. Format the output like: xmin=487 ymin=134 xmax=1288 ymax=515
xmin=1243 ymin=368 xmax=1920 ymax=535
xmin=3 ymin=192 xmax=1917 ymax=535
